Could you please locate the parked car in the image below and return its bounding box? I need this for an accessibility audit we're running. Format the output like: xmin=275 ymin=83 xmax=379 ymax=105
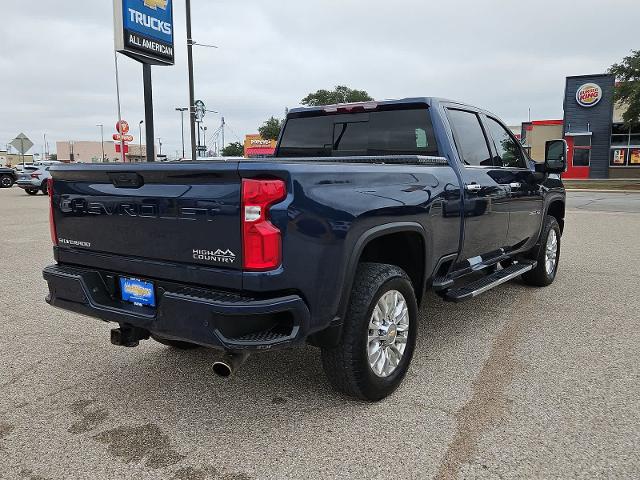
xmin=43 ymin=97 xmax=567 ymax=400
xmin=0 ymin=167 xmax=18 ymax=188
xmin=17 ymin=166 xmax=51 ymax=195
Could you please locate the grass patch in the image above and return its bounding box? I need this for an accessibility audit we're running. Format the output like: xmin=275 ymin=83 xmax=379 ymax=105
xmin=563 ymin=180 xmax=640 ymax=191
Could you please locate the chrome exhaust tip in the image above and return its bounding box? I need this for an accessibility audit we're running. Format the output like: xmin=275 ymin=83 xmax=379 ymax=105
xmin=213 ymin=352 xmax=249 ymax=378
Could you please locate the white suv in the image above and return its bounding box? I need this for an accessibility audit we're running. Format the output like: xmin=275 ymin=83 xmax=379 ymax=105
xmin=16 ymin=166 xmax=52 ymax=195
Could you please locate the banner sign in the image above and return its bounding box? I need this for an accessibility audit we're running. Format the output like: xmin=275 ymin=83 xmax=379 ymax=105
xmin=114 ymin=0 xmax=174 ymax=65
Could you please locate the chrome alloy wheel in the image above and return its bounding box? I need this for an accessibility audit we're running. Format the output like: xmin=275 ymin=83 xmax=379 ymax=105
xmin=545 ymin=229 xmax=558 ymax=275
xmin=368 ymin=290 xmax=410 ymax=378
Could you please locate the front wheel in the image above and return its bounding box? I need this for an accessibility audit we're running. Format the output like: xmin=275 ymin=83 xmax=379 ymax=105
xmin=321 ymin=263 xmax=418 ymax=401
xmin=25 ymin=188 xmax=39 ymax=195
xmin=522 ymin=216 xmax=561 ymax=287
xmin=0 ymin=175 xmax=13 ymax=188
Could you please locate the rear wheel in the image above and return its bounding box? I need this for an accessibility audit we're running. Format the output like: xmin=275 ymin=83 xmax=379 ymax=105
xmin=25 ymin=188 xmax=38 ymax=195
xmin=522 ymin=216 xmax=561 ymax=287
xmin=41 ymin=182 xmax=48 ymax=195
xmin=152 ymin=335 xmax=200 ymax=350
xmin=321 ymin=263 xmax=418 ymax=401
xmin=0 ymin=175 xmax=13 ymax=188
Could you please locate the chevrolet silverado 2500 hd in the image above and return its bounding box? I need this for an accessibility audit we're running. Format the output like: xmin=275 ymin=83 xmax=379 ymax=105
xmin=43 ymin=98 xmax=567 ymax=400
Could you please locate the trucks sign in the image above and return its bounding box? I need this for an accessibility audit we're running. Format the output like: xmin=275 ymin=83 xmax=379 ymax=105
xmin=114 ymin=0 xmax=175 ymax=65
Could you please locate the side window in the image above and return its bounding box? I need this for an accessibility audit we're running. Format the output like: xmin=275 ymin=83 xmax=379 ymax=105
xmin=485 ymin=117 xmax=526 ymax=168
xmin=446 ymin=109 xmax=492 ymax=166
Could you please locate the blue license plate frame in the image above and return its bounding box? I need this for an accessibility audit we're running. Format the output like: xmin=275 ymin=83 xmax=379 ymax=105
xmin=120 ymin=277 xmax=156 ymax=307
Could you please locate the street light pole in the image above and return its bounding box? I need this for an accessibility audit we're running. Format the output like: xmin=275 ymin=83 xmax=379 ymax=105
xmin=186 ymin=0 xmax=197 ymax=160
xmin=97 ymin=124 xmax=104 ymax=162
xmin=175 ymin=107 xmax=187 ymax=158
xmin=157 ymin=137 xmax=162 ymax=156
xmin=139 ymin=120 xmax=144 ymax=162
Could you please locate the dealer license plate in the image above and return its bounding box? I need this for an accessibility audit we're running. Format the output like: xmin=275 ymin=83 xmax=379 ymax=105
xmin=120 ymin=277 xmax=156 ymax=307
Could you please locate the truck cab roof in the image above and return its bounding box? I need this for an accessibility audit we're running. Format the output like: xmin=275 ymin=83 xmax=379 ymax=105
xmin=287 ymin=97 xmax=500 ymax=120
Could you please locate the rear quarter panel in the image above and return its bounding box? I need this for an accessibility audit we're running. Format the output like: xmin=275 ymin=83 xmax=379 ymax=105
xmin=240 ymin=161 xmax=462 ymax=331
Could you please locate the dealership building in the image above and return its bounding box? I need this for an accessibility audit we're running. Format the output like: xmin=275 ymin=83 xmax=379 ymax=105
xmin=522 ymin=73 xmax=639 ymax=179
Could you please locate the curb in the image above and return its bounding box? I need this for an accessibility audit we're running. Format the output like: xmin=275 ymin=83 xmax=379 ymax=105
xmin=565 ymin=189 xmax=640 ymax=193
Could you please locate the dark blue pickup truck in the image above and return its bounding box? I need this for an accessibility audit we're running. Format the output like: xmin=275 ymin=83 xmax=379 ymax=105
xmin=43 ymin=98 xmax=567 ymax=400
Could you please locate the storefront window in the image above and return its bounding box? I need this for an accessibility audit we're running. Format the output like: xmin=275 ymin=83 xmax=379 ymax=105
xmin=574 ymin=136 xmax=591 ymax=147
xmin=611 ymin=135 xmax=629 ymax=146
xmin=611 ymin=123 xmax=640 ymax=149
xmin=610 ymin=148 xmax=627 ymax=166
xmin=571 ymin=135 xmax=591 ymax=167
xmin=573 ymin=148 xmax=591 ymax=166
xmin=611 ymin=123 xmax=629 ymax=135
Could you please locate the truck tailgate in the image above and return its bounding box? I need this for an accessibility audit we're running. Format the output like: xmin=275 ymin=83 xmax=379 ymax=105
xmin=51 ymin=162 xmax=242 ymax=270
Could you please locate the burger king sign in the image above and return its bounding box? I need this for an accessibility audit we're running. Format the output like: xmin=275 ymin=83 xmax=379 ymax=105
xmin=576 ymin=83 xmax=603 ymax=108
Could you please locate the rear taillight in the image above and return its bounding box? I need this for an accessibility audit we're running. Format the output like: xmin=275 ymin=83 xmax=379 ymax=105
xmin=48 ymin=178 xmax=58 ymax=245
xmin=241 ymin=178 xmax=286 ymax=271
xmin=31 ymin=173 xmax=41 ymax=179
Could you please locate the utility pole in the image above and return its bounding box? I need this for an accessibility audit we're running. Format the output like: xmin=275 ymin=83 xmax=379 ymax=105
xmin=186 ymin=0 xmax=197 ymax=160
xmin=157 ymin=137 xmax=162 ymax=156
xmin=97 ymin=124 xmax=104 ymax=162
xmin=175 ymin=107 xmax=187 ymax=158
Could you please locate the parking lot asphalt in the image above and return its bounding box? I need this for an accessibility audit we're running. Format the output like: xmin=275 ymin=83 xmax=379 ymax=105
xmin=0 ymin=187 xmax=638 ymax=480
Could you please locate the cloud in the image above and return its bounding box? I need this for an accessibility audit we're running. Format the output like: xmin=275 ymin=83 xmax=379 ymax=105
xmin=0 ymin=0 xmax=637 ymax=157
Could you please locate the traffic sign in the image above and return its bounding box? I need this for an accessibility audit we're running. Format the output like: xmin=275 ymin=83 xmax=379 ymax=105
xmin=10 ymin=133 xmax=34 ymax=154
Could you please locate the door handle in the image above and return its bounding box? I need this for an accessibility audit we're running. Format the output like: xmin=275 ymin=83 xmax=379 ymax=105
xmin=509 ymin=182 xmax=522 ymax=189
xmin=465 ymin=183 xmax=482 ymax=192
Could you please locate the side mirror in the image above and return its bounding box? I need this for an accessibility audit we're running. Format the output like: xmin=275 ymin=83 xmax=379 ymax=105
xmin=544 ymin=139 xmax=567 ymax=173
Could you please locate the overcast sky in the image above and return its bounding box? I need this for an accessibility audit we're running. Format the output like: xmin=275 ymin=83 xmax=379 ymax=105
xmin=0 ymin=0 xmax=637 ymax=158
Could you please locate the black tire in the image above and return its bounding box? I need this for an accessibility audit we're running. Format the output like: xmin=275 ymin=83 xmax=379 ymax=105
xmin=41 ymin=182 xmax=48 ymax=195
xmin=321 ymin=263 xmax=418 ymax=401
xmin=152 ymin=335 xmax=200 ymax=350
xmin=25 ymin=188 xmax=38 ymax=195
xmin=522 ymin=216 xmax=561 ymax=287
xmin=0 ymin=175 xmax=13 ymax=188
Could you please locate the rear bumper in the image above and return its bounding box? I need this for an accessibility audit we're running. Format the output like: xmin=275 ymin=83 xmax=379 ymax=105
xmin=17 ymin=180 xmax=41 ymax=188
xmin=43 ymin=264 xmax=310 ymax=351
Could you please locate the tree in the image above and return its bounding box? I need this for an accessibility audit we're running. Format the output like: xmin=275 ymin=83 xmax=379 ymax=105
xmin=609 ymin=50 xmax=640 ymax=128
xmin=258 ymin=116 xmax=283 ymax=141
xmin=301 ymin=85 xmax=373 ymax=107
xmin=48 ymin=153 xmax=57 ymax=161
xmin=221 ymin=141 xmax=244 ymax=157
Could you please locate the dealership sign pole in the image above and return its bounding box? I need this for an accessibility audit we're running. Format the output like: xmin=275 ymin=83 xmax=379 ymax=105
xmin=113 ymin=0 xmax=175 ymax=162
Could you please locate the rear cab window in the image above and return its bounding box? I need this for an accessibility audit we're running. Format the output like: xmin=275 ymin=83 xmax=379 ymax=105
xmin=277 ymin=106 xmax=439 ymax=157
